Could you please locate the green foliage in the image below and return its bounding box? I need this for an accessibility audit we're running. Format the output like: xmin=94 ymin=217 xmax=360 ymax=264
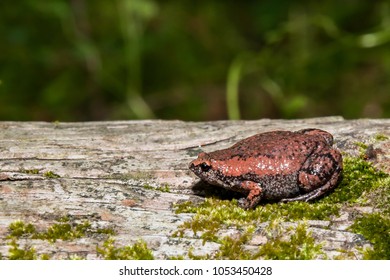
xmin=180 ymin=218 xmax=325 ymax=260
xmin=21 ymin=169 xmax=40 ymax=175
xmin=96 ymin=238 xmax=154 ymax=260
xmin=257 ymin=222 xmax=324 ymax=260
xmin=1 ymin=1 xmax=390 ymax=121
xmin=324 ymin=156 xmax=388 ymax=204
xmin=42 ymin=218 xmax=91 ymax=243
xmin=7 ymin=239 xmax=38 ymax=260
xmin=374 ymin=134 xmax=389 ymax=141
xmin=4 ymin=217 xmax=155 ymax=260
xmin=174 ymin=197 xmax=339 ymax=242
xmin=143 ymin=184 xmax=171 ymax=193
xmin=19 ymin=169 xmax=61 ymax=178
xmin=4 ymin=217 xmax=116 ymax=260
xmin=156 ymin=184 xmax=171 ymax=193
xmin=43 ymin=171 xmax=61 ymax=179
xmin=7 ymin=220 xmax=37 ymax=238
xmin=6 ymin=217 xmax=93 ymax=243
xmin=213 ymin=227 xmax=256 ymax=260
xmin=350 ymin=213 xmax=390 ymax=260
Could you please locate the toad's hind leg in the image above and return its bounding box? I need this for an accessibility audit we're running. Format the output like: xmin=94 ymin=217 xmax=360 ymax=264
xmin=280 ymin=173 xmax=339 ymax=202
xmin=281 ymin=149 xmax=343 ymax=203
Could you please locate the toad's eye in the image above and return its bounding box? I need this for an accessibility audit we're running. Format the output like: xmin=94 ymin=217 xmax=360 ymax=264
xmin=200 ymin=162 xmax=211 ymax=172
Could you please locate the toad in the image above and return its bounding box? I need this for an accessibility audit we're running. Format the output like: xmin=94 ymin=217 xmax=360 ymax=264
xmin=189 ymin=129 xmax=343 ymax=209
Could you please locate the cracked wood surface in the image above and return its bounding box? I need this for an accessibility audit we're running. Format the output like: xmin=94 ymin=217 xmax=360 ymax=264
xmin=0 ymin=117 xmax=389 ymax=259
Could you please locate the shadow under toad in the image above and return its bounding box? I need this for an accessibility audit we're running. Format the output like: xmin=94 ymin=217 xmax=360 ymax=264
xmin=191 ymin=180 xmax=245 ymax=202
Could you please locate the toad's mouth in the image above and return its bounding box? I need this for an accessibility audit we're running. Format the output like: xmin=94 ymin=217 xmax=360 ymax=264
xmin=189 ymin=162 xmax=229 ymax=187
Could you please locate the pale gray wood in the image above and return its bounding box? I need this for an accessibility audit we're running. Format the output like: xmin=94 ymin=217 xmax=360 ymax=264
xmin=0 ymin=117 xmax=389 ymax=259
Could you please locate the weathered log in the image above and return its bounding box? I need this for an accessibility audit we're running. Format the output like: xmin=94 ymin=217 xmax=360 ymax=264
xmin=0 ymin=117 xmax=389 ymax=259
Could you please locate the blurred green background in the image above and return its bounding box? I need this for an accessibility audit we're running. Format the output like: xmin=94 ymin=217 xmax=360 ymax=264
xmin=1 ymin=0 xmax=390 ymax=121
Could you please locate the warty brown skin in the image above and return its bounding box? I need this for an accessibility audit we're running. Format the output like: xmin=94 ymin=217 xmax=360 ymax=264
xmin=189 ymin=129 xmax=343 ymax=209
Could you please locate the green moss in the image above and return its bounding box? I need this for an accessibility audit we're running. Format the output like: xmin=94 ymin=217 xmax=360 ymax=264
xmin=20 ymin=168 xmax=40 ymax=175
xmin=174 ymin=197 xmax=337 ymax=241
xmin=213 ymin=227 xmax=256 ymax=260
xmin=354 ymin=141 xmax=368 ymax=151
xmin=19 ymin=169 xmax=62 ymax=178
xmin=43 ymin=171 xmax=61 ymax=178
xmin=350 ymin=213 xmax=390 ymax=260
xmin=142 ymin=184 xmax=153 ymax=190
xmin=174 ymin=199 xmax=328 ymax=259
xmin=7 ymin=239 xmax=38 ymax=260
xmin=143 ymin=184 xmax=171 ymax=193
xmin=128 ymin=171 xmax=154 ymax=181
xmin=7 ymin=220 xmax=37 ymax=238
xmin=333 ymin=249 xmax=357 ymax=260
xmin=4 ymin=217 xmax=155 ymax=260
xmin=95 ymin=227 xmax=117 ymax=235
xmin=7 ymin=217 xmax=95 ymax=243
xmin=186 ymin=248 xmax=210 ymax=260
xmin=374 ymin=133 xmax=388 ymax=141
xmin=169 ymin=255 xmax=186 ymax=260
xmin=368 ymin=176 xmax=390 ymax=214
xmin=323 ymin=156 xmax=388 ymax=204
xmin=156 ymin=184 xmax=171 ymax=192
xmin=96 ymin=238 xmax=154 ymax=260
xmin=6 ymin=221 xmax=40 ymax=260
xmin=41 ymin=218 xmax=91 ymax=243
xmin=4 ymin=217 xmax=116 ymax=260
xmin=184 ymin=231 xmax=259 ymax=260
xmin=257 ymin=222 xmax=324 ymax=260
xmin=181 ymin=219 xmax=324 ymax=260
xmin=19 ymin=169 xmax=62 ymax=179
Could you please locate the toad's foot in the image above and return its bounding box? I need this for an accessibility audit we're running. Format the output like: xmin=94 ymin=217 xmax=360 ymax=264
xmin=236 ymin=181 xmax=262 ymax=209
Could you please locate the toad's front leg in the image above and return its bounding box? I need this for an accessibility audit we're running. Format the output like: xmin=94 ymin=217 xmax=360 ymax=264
xmin=235 ymin=181 xmax=263 ymax=209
